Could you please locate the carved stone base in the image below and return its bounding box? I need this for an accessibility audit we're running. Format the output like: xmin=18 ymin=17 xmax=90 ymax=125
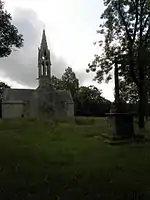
xmin=107 ymin=113 xmax=134 ymax=140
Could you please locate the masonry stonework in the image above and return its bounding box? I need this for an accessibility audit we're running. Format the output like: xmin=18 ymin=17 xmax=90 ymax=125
xmin=2 ymin=30 xmax=74 ymax=120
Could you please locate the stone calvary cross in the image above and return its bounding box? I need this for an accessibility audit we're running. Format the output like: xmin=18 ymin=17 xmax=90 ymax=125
xmin=106 ymin=58 xmax=134 ymax=140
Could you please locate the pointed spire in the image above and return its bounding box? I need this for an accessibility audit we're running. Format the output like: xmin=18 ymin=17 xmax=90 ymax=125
xmin=38 ymin=28 xmax=51 ymax=85
xmin=40 ymin=29 xmax=48 ymax=49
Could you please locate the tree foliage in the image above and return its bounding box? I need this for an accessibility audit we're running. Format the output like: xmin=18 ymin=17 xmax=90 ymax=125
xmin=118 ymin=44 xmax=150 ymax=103
xmin=61 ymin=67 xmax=79 ymax=99
xmin=52 ymin=67 xmax=79 ymax=97
xmin=51 ymin=75 xmax=63 ymax=90
xmin=51 ymin=67 xmax=111 ymax=116
xmin=88 ymin=0 xmax=150 ymax=128
xmin=0 ymin=81 xmax=10 ymax=99
xmin=119 ymin=81 xmax=138 ymax=103
xmin=51 ymin=67 xmax=79 ymax=100
xmin=75 ymin=85 xmax=111 ymax=116
xmin=0 ymin=0 xmax=23 ymax=57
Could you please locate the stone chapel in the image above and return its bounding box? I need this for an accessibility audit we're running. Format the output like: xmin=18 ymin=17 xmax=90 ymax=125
xmin=2 ymin=30 xmax=74 ymax=120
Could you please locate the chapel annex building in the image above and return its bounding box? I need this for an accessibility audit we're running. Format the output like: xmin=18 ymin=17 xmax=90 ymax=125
xmin=2 ymin=30 xmax=74 ymax=120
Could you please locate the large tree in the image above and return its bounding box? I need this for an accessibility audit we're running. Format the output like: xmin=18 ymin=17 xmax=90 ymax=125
xmin=88 ymin=0 xmax=150 ymax=128
xmin=0 ymin=0 xmax=23 ymax=57
xmin=119 ymin=44 xmax=150 ymax=108
xmin=61 ymin=67 xmax=79 ymax=99
xmin=51 ymin=67 xmax=79 ymax=99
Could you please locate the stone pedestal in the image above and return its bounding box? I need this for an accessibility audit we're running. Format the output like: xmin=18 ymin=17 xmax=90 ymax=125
xmin=106 ymin=112 xmax=134 ymax=140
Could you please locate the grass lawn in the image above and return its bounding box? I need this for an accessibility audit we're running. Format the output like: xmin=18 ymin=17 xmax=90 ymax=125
xmin=0 ymin=117 xmax=150 ymax=199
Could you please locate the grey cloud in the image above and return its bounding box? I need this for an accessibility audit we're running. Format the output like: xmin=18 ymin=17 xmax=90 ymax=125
xmin=0 ymin=8 xmax=68 ymax=88
xmin=75 ymin=68 xmax=95 ymax=86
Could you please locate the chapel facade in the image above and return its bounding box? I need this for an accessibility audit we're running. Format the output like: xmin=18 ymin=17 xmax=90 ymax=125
xmin=2 ymin=30 xmax=74 ymax=120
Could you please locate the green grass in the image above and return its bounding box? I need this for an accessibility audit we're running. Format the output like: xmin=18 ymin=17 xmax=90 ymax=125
xmin=0 ymin=117 xmax=150 ymax=199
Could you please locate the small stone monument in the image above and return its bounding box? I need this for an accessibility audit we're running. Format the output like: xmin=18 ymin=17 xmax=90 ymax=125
xmin=106 ymin=59 xmax=134 ymax=140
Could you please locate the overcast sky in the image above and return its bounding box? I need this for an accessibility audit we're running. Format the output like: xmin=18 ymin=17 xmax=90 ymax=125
xmin=0 ymin=0 xmax=114 ymax=101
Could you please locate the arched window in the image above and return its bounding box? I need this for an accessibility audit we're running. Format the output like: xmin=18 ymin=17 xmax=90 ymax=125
xmin=41 ymin=63 xmax=44 ymax=76
xmin=45 ymin=66 xmax=48 ymax=76
xmin=44 ymin=51 xmax=47 ymax=57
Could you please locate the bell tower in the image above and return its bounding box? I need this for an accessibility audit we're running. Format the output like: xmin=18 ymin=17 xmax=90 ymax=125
xmin=38 ymin=29 xmax=51 ymax=86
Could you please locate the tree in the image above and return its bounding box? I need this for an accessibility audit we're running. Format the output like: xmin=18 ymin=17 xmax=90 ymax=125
xmin=51 ymin=69 xmax=110 ymax=116
xmin=0 ymin=0 xmax=23 ymax=57
xmin=0 ymin=81 xmax=10 ymax=99
xmin=88 ymin=0 xmax=150 ymax=128
xmin=120 ymin=60 xmax=150 ymax=105
xmin=61 ymin=67 xmax=79 ymax=99
xmin=51 ymin=67 xmax=79 ymax=99
xmin=75 ymin=85 xmax=111 ymax=116
xmin=51 ymin=75 xmax=63 ymax=90
xmin=76 ymin=85 xmax=102 ymax=105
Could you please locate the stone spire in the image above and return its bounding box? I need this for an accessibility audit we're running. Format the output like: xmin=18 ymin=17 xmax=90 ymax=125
xmin=38 ymin=29 xmax=51 ymax=86
xmin=40 ymin=29 xmax=48 ymax=49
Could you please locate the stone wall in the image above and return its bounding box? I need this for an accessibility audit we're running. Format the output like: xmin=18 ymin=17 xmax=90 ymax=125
xmin=2 ymin=85 xmax=74 ymax=120
xmin=66 ymin=102 xmax=74 ymax=117
xmin=2 ymin=101 xmax=25 ymax=118
xmin=2 ymin=88 xmax=38 ymax=118
xmin=36 ymin=83 xmax=74 ymax=120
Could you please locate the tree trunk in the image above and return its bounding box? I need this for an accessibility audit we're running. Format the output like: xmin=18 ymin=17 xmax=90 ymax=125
xmin=145 ymin=94 xmax=148 ymax=121
xmin=138 ymin=101 xmax=145 ymax=129
xmin=0 ymin=99 xmax=2 ymax=119
xmin=138 ymin=83 xmax=145 ymax=129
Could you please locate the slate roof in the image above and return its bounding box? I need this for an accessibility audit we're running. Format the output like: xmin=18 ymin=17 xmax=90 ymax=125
xmin=3 ymin=88 xmax=36 ymax=102
xmin=3 ymin=88 xmax=74 ymax=104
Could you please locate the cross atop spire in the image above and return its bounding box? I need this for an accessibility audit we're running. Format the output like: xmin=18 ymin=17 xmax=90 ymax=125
xmin=40 ymin=29 xmax=48 ymax=49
